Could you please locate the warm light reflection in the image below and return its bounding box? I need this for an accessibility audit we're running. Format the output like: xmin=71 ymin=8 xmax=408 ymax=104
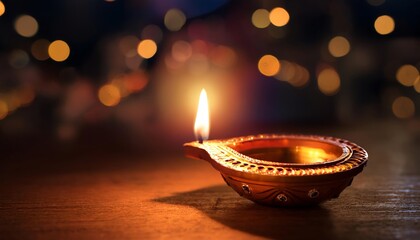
xmin=296 ymin=147 xmax=336 ymax=164
xmin=14 ymin=15 xmax=38 ymax=37
xmin=392 ymin=96 xmax=415 ymax=119
xmin=317 ymin=68 xmax=340 ymax=95
xmin=269 ymin=7 xmax=290 ymax=27
xmin=137 ymin=39 xmax=157 ymax=59
xmin=396 ymin=64 xmax=419 ymax=87
xmin=31 ymin=39 xmax=50 ymax=61
xmin=194 ymin=89 xmax=210 ymax=142
xmin=328 ymin=36 xmax=350 ymax=58
xmin=48 ymin=40 xmax=70 ymax=62
xmin=98 ymin=84 xmax=121 ymax=107
xmin=374 ymin=15 xmax=395 ymax=35
xmin=252 ymin=9 xmax=270 ymax=28
xmin=164 ymin=8 xmax=186 ymax=31
xmin=0 ymin=100 xmax=8 ymax=120
xmin=0 ymin=1 xmax=5 ymax=16
xmin=258 ymin=55 xmax=280 ymax=76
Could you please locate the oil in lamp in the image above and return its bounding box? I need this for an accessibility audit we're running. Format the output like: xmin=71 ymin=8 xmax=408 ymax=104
xmin=184 ymin=89 xmax=368 ymax=207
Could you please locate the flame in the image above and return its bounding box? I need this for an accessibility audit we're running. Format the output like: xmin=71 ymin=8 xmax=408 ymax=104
xmin=194 ymin=88 xmax=210 ymax=142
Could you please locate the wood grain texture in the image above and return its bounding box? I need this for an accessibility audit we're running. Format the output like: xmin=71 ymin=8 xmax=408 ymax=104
xmin=0 ymin=121 xmax=419 ymax=239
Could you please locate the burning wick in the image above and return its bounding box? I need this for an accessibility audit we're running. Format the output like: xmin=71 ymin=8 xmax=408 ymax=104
xmin=194 ymin=88 xmax=209 ymax=144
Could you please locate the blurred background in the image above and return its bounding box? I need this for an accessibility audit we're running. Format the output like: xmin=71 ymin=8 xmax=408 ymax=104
xmin=0 ymin=0 xmax=419 ymax=157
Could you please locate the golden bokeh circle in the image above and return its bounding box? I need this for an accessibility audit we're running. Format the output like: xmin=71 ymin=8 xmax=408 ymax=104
xmin=98 ymin=84 xmax=121 ymax=107
xmin=374 ymin=15 xmax=395 ymax=35
xmin=328 ymin=36 xmax=351 ymax=58
xmin=48 ymin=40 xmax=70 ymax=62
xmin=396 ymin=65 xmax=419 ymax=87
xmin=258 ymin=55 xmax=281 ymax=76
xmin=392 ymin=96 xmax=415 ymax=119
xmin=269 ymin=8 xmax=290 ymax=27
xmin=137 ymin=39 xmax=157 ymax=59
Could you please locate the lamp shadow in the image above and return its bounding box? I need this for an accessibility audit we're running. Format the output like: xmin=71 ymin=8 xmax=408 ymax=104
xmin=154 ymin=184 xmax=336 ymax=239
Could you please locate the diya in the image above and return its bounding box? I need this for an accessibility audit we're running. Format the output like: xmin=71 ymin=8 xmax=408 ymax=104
xmin=184 ymin=89 xmax=368 ymax=207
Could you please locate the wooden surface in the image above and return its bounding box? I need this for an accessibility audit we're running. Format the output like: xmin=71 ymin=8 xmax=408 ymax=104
xmin=1 ymin=121 xmax=419 ymax=239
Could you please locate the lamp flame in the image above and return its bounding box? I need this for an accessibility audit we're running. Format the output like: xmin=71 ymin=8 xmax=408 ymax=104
xmin=194 ymin=88 xmax=210 ymax=142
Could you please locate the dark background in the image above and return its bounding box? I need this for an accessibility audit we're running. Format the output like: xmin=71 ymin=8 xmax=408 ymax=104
xmin=0 ymin=0 xmax=419 ymax=155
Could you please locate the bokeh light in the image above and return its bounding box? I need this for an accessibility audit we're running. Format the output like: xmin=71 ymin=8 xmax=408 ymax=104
xmin=392 ymin=96 xmax=415 ymax=119
xmin=374 ymin=15 xmax=395 ymax=35
xmin=110 ymin=71 xmax=148 ymax=97
xmin=258 ymin=55 xmax=280 ymax=76
xmin=9 ymin=49 xmax=30 ymax=68
xmin=31 ymin=39 xmax=50 ymax=61
xmin=276 ymin=60 xmax=295 ymax=82
xmin=269 ymin=7 xmax=290 ymax=27
xmin=252 ymin=9 xmax=270 ymax=29
xmin=4 ymin=93 xmax=20 ymax=112
xmin=317 ymin=68 xmax=340 ymax=95
xmin=275 ymin=61 xmax=310 ymax=87
xmin=137 ymin=39 xmax=157 ymax=59
xmin=98 ymin=84 xmax=121 ymax=107
xmin=396 ymin=64 xmax=419 ymax=87
xmin=48 ymin=40 xmax=70 ymax=62
xmin=165 ymin=55 xmax=182 ymax=71
xmin=328 ymin=36 xmax=351 ymax=58
xmin=0 ymin=100 xmax=8 ymax=120
xmin=0 ymin=0 xmax=417 ymax=154
xmin=125 ymin=55 xmax=142 ymax=70
xmin=164 ymin=8 xmax=186 ymax=31
xmin=14 ymin=15 xmax=38 ymax=37
xmin=119 ymin=35 xmax=139 ymax=57
xmin=123 ymin=71 xmax=148 ymax=93
xmin=191 ymin=40 xmax=208 ymax=55
xmin=210 ymin=45 xmax=237 ymax=68
xmin=0 ymin=1 xmax=5 ymax=16
xmin=18 ymin=87 xmax=35 ymax=105
xmin=172 ymin=40 xmax=192 ymax=62
xmin=289 ymin=65 xmax=310 ymax=87
xmin=414 ymin=77 xmax=420 ymax=93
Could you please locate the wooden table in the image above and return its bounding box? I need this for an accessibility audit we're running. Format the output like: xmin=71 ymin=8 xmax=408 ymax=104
xmin=1 ymin=121 xmax=419 ymax=239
